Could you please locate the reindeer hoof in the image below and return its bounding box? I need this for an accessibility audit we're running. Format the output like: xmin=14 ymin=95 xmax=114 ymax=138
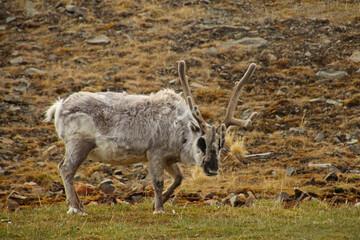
xmin=67 ymin=207 xmax=87 ymax=215
xmin=153 ymin=208 xmax=167 ymax=214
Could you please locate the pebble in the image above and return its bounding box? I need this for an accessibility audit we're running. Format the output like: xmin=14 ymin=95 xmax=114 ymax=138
xmin=326 ymin=99 xmax=343 ymax=107
xmin=230 ymin=193 xmax=247 ymax=207
xmin=10 ymin=56 xmax=24 ymax=65
xmin=220 ymin=37 xmax=269 ymax=49
xmin=205 ymin=47 xmax=217 ymax=55
xmin=349 ymin=51 xmax=360 ymax=63
xmin=314 ymin=133 xmax=325 ymax=142
xmin=347 ymin=144 xmax=360 ymax=155
xmin=290 ymin=127 xmax=305 ymax=134
xmin=99 ymin=179 xmax=116 ymax=194
xmin=26 ymin=8 xmax=40 ymax=17
xmin=24 ymin=67 xmax=45 ymax=76
xmin=6 ymin=16 xmax=17 ymax=24
xmin=316 ymin=70 xmax=348 ymax=79
xmin=285 ymin=166 xmax=296 ymax=177
xmin=87 ymin=34 xmax=110 ymax=45
xmin=74 ymin=172 xmax=85 ymax=180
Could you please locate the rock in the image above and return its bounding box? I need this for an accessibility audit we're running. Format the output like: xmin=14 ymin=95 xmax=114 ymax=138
xmin=230 ymin=194 xmax=247 ymax=207
xmin=220 ymin=37 xmax=269 ymax=49
xmin=87 ymin=34 xmax=110 ymax=45
xmin=205 ymin=47 xmax=217 ymax=55
xmin=274 ymin=192 xmax=289 ymax=203
xmin=354 ymin=202 xmax=360 ymax=208
xmin=289 ymin=127 xmax=305 ymax=134
xmin=314 ymin=133 xmax=325 ymax=142
xmin=219 ymin=25 xmax=250 ymax=31
xmin=349 ymin=51 xmax=360 ymax=63
xmin=6 ymin=16 xmax=17 ymax=24
xmin=326 ymin=99 xmax=343 ymax=107
xmin=285 ymin=166 xmax=296 ymax=177
xmin=24 ymin=67 xmax=45 ymax=76
xmin=91 ymin=171 xmax=101 ymax=182
xmin=26 ymin=8 xmax=40 ymax=17
xmin=308 ymin=163 xmax=333 ymax=168
xmin=316 ymin=70 xmax=348 ymax=79
xmin=65 ymin=5 xmax=88 ymax=16
xmin=10 ymin=56 xmax=24 ymax=65
xmin=99 ymin=179 xmax=116 ymax=194
xmin=75 ymin=184 xmax=96 ymax=196
xmin=347 ymin=144 xmax=360 ymax=155
xmin=74 ymin=172 xmax=85 ymax=180
xmin=325 ymin=172 xmax=338 ymax=182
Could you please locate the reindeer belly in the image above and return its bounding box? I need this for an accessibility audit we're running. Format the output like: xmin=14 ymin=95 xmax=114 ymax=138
xmin=88 ymin=140 xmax=147 ymax=165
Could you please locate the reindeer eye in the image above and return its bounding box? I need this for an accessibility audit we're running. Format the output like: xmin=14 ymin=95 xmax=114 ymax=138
xmin=197 ymin=137 xmax=206 ymax=155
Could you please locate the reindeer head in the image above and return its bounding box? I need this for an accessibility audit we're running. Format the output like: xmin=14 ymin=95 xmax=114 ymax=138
xmin=178 ymin=60 xmax=257 ymax=176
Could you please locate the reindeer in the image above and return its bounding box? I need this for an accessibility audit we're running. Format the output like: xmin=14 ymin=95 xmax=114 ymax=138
xmin=45 ymin=60 xmax=257 ymax=214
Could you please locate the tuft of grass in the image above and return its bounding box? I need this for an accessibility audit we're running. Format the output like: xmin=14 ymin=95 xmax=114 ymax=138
xmin=1 ymin=200 xmax=359 ymax=239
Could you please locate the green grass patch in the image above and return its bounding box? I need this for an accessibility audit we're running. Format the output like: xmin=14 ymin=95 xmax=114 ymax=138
xmin=1 ymin=200 xmax=359 ymax=239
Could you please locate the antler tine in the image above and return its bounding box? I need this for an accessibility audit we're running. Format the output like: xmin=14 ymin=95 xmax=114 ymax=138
xmin=187 ymin=96 xmax=208 ymax=132
xmin=178 ymin=61 xmax=208 ymax=133
xmin=223 ymin=63 xmax=257 ymax=129
xmin=178 ymin=60 xmax=192 ymax=105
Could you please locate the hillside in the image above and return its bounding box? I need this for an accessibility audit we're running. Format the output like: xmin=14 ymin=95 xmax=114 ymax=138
xmin=1 ymin=0 xmax=360 ymax=210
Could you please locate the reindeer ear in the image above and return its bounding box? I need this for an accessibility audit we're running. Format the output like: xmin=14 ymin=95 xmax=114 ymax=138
xmin=188 ymin=121 xmax=201 ymax=133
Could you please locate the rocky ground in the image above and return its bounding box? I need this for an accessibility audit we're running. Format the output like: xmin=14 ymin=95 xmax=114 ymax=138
xmin=1 ymin=0 xmax=360 ymax=211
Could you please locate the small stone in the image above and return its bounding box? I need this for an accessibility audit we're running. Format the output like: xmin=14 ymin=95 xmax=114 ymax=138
xmin=205 ymin=47 xmax=217 ymax=55
xmin=285 ymin=166 xmax=296 ymax=177
xmin=230 ymin=194 xmax=247 ymax=207
xmin=26 ymin=8 xmax=40 ymax=17
xmin=316 ymin=70 xmax=348 ymax=79
xmin=24 ymin=67 xmax=45 ymax=76
xmin=6 ymin=16 xmax=17 ymax=24
xmin=347 ymin=144 xmax=360 ymax=155
xmin=91 ymin=171 xmax=101 ymax=182
xmin=304 ymin=51 xmax=312 ymax=57
xmin=74 ymin=172 xmax=85 ymax=180
xmin=349 ymin=51 xmax=360 ymax=63
xmin=221 ymin=37 xmax=268 ymax=49
xmin=325 ymin=172 xmax=338 ymax=182
xmin=326 ymin=99 xmax=343 ymax=107
xmin=274 ymin=192 xmax=290 ymax=203
xmin=87 ymin=34 xmax=110 ymax=45
xmin=10 ymin=56 xmax=24 ymax=65
xmin=314 ymin=133 xmax=325 ymax=142
xmin=99 ymin=179 xmax=116 ymax=194
xmin=289 ymin=127 xmax=305 ymax=134
xmin=11 ymin=50 xmax=19 ymax=56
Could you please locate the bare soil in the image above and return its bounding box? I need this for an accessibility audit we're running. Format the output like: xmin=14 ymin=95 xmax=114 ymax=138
xmin=1 ymin=0 xmax=360 ymax=210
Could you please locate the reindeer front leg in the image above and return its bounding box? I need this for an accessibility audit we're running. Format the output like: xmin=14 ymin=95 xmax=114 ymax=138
xmin=147 ymin=151 xmax=166 ymax=214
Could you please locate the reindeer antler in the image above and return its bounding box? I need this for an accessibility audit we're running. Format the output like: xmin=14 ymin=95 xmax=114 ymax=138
xmin=178 ymin=61 xmax=208 ymax=133
xmin=222 ymin=63 xmax=258 ymax=129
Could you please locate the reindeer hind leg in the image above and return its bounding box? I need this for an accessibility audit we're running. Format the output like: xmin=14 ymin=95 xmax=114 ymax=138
xmin=59 ymin=135 xmax=95 ymax=215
